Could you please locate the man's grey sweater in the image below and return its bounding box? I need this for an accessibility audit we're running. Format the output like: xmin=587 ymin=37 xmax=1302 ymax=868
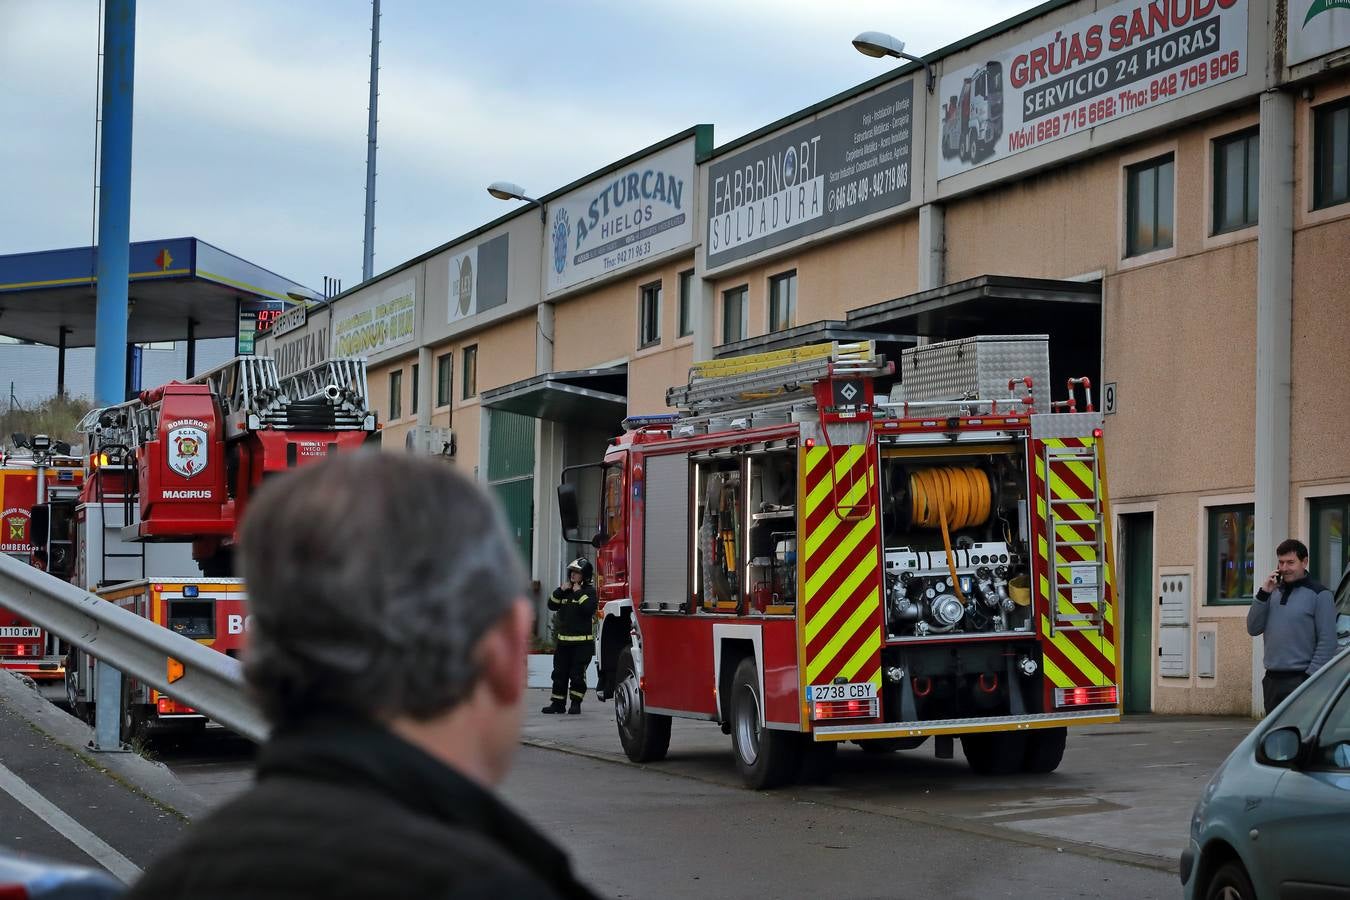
xmin=1247 ymin=576 xmax=1337 ymax=674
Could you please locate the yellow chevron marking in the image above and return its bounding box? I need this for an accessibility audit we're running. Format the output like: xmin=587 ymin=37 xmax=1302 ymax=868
xmin=836 ymin=627 xmax=883 ymax=684
xmin=803 ymin=446 xmax=864 ymax=518
xmin=1039 ymin=616 xmax=1108 ymax=685
xmin=805 ymin=533 xmax=878 ymax=642
xmin=803 ymin=446 xmax=830 ymax=482
xmin=803 ymin=477 xmax=870 ymax=560
xmin=807 ymin=589 xmax=880 ymax=682
xmin=1041 ymin=650 xmax=1074 ymax=688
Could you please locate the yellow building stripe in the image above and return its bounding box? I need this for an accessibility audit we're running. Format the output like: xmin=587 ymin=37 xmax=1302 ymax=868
xmin=806 ymin=590 xmax=880 ymax=682
xmin=0 ymin=268 xmax=192 ymax=291
xmin=805 ymin=540 xmax=877 ymax=642
xmin=836 ymin=627 xmax=883 ymax=684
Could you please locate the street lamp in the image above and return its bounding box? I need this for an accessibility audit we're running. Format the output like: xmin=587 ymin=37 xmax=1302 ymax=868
xmin=853 ymin=31 xmax=935 ymax=93
xmin=487 ymin=181 xmax=546 ymax=221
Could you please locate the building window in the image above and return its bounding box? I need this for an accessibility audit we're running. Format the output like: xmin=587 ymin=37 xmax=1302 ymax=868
xmin=678 ymin=270 xmax=694 ymax=337
xmin=638 ymin=281 xmax=662 ymax=348
xmin=1314 ymin=98 xmax=1350 ymax=210
xmin=1207 ymin=504 xmax=1255 ymax=605
xmin=436 ymin=352 xmax=453 ymax=407
xmin=1125 ymin=154 xmax=1175 ymax=257
xmin=722 ymin=285 xmax=748 ymax=344
xmin=768 ymin=270 xmax=797 ymax=332
xmin=1310 ymin=495 xmax=1350 ymax=588
xmin=410 ymin=363 xmax=420 ymax=416
xmin=462 ymin=345 xmax=478 ymax=399
xmin=1213 ymin=128 xmax=1259 ymax=234
xmin=388 ymin=369 xmax=403 ymax=421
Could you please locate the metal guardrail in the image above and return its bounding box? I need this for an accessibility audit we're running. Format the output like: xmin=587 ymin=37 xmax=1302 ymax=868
xmin=0 ymin=553 xmax=267 ymax=743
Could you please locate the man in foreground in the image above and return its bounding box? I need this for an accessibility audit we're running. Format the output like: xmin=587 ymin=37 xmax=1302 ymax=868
xmin=127 ymin=453 xmax=598 ymax=899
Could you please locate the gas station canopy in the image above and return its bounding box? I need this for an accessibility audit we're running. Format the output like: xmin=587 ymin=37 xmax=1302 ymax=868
xmin=0 ymin=237 xmax=314 ymax=347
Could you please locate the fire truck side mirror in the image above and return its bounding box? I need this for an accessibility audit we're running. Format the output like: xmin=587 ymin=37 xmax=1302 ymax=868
xmin=557 ymin=483 xmax=583 ymax=543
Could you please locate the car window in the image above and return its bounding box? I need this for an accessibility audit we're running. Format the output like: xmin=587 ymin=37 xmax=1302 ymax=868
xmin=1312 ymin=682 xmax=1350 ymax=770
xmin=1267 ymin=650 xmax=1350 ymax=736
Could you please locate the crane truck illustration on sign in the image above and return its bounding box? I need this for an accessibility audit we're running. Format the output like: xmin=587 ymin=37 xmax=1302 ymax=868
xmin=941 ymin=61 xmax=1004 ymax=164
xmin=560 ymin=337 xmax=1120 ymax=789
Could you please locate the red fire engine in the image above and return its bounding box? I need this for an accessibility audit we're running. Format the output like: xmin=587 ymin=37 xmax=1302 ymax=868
xmin=56 ymin=355 xmax=377 ymax=739
xmin=0 ymin=444 xmax=83 ymax=693
xmin=563 ymin=337 xmax=1120 ymax=788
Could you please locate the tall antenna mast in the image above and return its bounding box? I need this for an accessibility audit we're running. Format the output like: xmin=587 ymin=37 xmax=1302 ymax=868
xmin=362 ymin=0 xmax=380 ymax=283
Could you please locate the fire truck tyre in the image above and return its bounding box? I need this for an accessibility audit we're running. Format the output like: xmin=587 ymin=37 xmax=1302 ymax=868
xmin=1022 ymin=727 xmax=1067 ymax=774
xmin=120 ymin=683 xmax=147 ymax=746
xmin=614 ymin=648 xmax=670 ymax=763
xmin=730 ymin=658 xmax=800 ymax=790
xmin=1204 ymin=861 xmax=1255 ymax=900
xmin=961 ymin=732 xmax=1027 ymax=775
xmin=797 ymin=739 xmax=837 ymax=784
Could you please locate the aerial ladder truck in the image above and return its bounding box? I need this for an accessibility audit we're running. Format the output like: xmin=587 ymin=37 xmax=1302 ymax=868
xmin=55 ymin=355 xmax=377 ymax=738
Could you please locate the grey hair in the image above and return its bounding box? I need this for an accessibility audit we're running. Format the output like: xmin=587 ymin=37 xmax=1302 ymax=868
xmin=239 ymin=450 xmax=527 ymax=725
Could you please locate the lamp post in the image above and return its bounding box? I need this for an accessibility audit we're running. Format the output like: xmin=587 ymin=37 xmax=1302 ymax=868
xmin=487 ymin=181 xmax=546 ymax=222
xmin=852 ymin=31 xmax=935 ymax=93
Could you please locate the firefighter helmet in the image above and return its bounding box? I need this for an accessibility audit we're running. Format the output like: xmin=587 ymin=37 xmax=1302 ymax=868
xmin=567 ymin=557 xmax=594 ymax=582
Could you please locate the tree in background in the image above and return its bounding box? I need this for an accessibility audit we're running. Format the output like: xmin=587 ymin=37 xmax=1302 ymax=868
xmin=1 ymin=393 xmax=92 ymax=453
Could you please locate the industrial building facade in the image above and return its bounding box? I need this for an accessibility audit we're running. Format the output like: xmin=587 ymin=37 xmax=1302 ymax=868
xmin=258 ymin=0 xmax=1350 ymax=716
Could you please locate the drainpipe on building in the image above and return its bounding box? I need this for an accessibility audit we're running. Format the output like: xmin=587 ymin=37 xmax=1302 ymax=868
xmin=692 ymin=244 xmax=716 ymax=363
xmin=1251 ymin=88 xmax=1295 ymax=717
xmin=916 ymin=203 xmax=947 ymax=344
xmin=416 ymin=346 xmax=432 ymax=429
xmin=535 ymin=301 xmax=555 ymax=375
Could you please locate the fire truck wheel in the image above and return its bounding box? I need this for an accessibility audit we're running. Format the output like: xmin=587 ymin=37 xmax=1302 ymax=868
xmin=614 ymin=648 xmax=670 ymax=763
xmin=961 ymin=731 xmax=1027 ymax=775
xmin=1021 ymin=727 xmax=1066 ymax=773
xmin=120 ymin=683 xmax=147 ymax=746
xmin=730 ymin=658 xmax=800 ymax=790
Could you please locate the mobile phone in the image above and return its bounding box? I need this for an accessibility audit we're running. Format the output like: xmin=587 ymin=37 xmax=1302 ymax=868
xmin=1274 ymin=572 xmax=1283 ymax=585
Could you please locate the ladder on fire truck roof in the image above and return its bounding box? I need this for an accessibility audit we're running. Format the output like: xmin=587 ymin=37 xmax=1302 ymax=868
xmin=666 ymin=340 xmax=888 ymax=415
xmin=78 ymin=356 xmax=375 ymax=447
xmin=1043 ymin=440 xmax=1107 ymax=635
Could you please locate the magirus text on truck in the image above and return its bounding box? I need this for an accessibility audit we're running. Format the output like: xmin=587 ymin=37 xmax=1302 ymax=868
xmin=560 ymin=336 xmax=1120 ymax=789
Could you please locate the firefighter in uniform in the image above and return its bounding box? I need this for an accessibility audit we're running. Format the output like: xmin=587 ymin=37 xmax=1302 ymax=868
xmin=543 ymin=558 xmax=597 ymax=715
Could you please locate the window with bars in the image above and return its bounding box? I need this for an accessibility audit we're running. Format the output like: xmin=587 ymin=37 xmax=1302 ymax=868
xmin=1310 ymin=495 xmax=1349 ymax=589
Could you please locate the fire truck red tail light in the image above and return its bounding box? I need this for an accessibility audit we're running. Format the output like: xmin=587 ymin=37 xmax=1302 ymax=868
xmin=812 ymin=698 xmax=878 ymax=720
xmin=1055 ymin=685 xmax=1118 ymax=707
xmin=1092 ymin=428 xmax=1103 ymax=438
xmin=803 ymin=438 xmax=816 ymax=448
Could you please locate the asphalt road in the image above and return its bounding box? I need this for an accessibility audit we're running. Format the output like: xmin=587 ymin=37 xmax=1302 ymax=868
xmin=145 ymin=725 xmax=1180 ymax=899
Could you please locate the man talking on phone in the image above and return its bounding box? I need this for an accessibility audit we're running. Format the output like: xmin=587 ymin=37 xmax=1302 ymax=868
xmin=1247 ymin=538 xmax=1338 ymax=712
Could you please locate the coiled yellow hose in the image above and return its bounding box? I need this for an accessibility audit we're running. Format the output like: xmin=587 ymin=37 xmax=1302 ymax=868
xmin=908 ymin=467 xmax=993 ymax=605
xmin=909 ymin=467 xmax=992 ymax=531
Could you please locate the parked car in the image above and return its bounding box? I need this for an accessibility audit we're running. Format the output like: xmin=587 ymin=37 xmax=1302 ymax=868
xmin=1336 ymin=568 xmax=1349 ymax=650
xmin=1180 ymin=645 xmax=1350 ymax=899
xmin=0 ymin=848 xmax=123 ymax=898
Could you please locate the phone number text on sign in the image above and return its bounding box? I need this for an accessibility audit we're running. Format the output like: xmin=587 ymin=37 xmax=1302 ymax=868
xmin=826 ymin=163 xmax=911 ymax=215
xmin=1008 ymin=48 xmax=1241 ymax=154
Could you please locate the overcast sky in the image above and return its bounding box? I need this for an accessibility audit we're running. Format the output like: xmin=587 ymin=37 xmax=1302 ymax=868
xmin=2 ymin=0 xmax=1031 ymax=293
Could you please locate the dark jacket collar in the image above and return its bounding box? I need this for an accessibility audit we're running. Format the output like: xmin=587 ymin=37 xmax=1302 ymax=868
xmin=257 ymin=716 xmax=579 ymax=891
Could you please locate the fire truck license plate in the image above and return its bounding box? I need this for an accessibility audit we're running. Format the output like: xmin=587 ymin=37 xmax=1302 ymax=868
xmin=811 ymin=682 xmax=877 ymax=702
xmin=0 ymin=627 xmax=40 ymax=638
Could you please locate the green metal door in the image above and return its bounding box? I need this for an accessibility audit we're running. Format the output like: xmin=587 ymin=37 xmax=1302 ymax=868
xmin=1121 ymin=513 xmax=1154 ymax=714
xmin=487 ymin=410 xmax=536 ymax=567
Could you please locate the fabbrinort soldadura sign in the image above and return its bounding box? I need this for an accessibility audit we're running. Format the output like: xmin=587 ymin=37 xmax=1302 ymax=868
xmin=706 ymin=78 xmax=915 ymax=271
xmin=545 ymin=140 xmax=694 ymax=296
